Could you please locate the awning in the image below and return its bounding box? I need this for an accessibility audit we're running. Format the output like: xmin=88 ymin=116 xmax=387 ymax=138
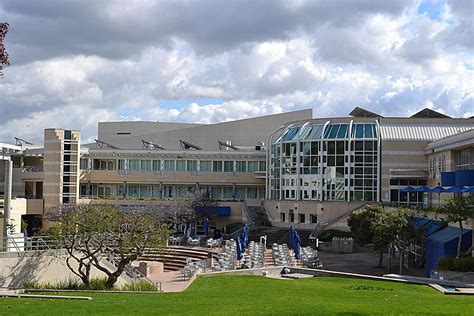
xmin=195 ymin=206 xmax=231 ymax=217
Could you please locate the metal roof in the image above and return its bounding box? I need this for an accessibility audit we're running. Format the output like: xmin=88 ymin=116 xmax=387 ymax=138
xmin=380 ymin=122 xmax=474 ymax=141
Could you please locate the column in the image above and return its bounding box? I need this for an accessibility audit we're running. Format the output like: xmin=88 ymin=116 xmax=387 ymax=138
xmin=3 ymin=159 xmax=13 ymax=237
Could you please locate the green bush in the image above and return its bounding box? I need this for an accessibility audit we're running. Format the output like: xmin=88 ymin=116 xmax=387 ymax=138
xmin=121 ymin=280 xmax=158 ymax=292
xmin=22 ymin=277 xmax=110 ymax=290
xmin=318 ymin=229 xmax=353 ymax=242
xmin=437 ymin=256 xmax=474 ymax=272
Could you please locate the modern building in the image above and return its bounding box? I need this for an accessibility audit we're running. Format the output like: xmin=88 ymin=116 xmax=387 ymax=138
xmin=0 ymin=107 xmax=473 ymax=241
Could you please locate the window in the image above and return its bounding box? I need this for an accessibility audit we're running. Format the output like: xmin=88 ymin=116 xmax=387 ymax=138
xmin=280 ymin=213 xmax=286 ymax=222
xmin=128 ymin=185 xmax=139 ymax=197
xmin=164 ymin=160 xmax=175 ymax=172
xmin=118 ymin=159 xmax=126 ymax=170
xmin=152 ymin=160 xmax=161 ymax=172
xmin=310 ymin=214 xmax=318 ymax=224
xmin=429 ymin=157 xmax=436 ymax=178
xmin=247 ymin=187 xmax=258 ymax=198
xmin=200 ymin=161 xmax=212 ymax=172
xmin=438 ymin=155 xmax=446 ymax=173
xmin=141 ymin=160 xmax=152 ymax=171
xmin=213 ymin=161 xmax=223 ymax=172
xmin=222 ymin=187 xmax=234 ymax=199
xmin=80 ymin=158 xmax=89 ymax=170
xmin=235 ymin=161 xmax=247 ymax=172
xmin=299 ymin=213 xmax=305 ymax=224
xmin=187 ymin=160 xmax=197 ymax=172
xmin=128 ymin=159 xmax=140 ymax=171
xmin=247 ymin=161 xmax=258 ymax=172
xmin=176 ymin=160 xmax=186 ymax=172
xmin=224 ymin=161 xmax=234 ymax=172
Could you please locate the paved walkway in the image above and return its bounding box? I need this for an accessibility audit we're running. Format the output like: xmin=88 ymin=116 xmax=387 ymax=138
xmin=318 ymin=251 xmax=424 ymax=277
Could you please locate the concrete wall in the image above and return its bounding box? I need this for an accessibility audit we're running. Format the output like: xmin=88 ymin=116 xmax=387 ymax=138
xmin=0 ymin=251 xmax=131 ymax=288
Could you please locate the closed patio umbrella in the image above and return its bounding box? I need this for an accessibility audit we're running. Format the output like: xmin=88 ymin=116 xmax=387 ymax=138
xmin=289 ymin=225 xmax=296 ymax=250
xmin=204 ymin=218 xmax=209 ymax=236
xmin=236 ymin=236 xmax=243 ymax=260
xmin=294 ymin=231 xmax=301 ymax=260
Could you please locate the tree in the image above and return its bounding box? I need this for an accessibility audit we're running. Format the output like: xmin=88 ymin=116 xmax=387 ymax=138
xmin=348 ymin=204 xmax=384 ymax=267
xmin=435 ymin=195 xmax=474 ymax=258
xmin=0 ymin=22 xmax=10 ymax=77
xmin=191 ymin=192 xmax=218 ymax=219
xmin=51 ymin=204 xmax=169 ymax=289
xmin=371 ymin=207 xmax=414 ymax=274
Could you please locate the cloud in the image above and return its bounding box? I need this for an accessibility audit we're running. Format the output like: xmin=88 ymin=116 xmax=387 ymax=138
xmin=0 ymin=0 xmax=472 ymax=144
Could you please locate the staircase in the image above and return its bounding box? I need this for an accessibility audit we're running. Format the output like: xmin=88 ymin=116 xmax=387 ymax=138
xmin=140 ymin=246 xmax=210 ymax=271
xmin=309 ymin=203 xmax=366 ymax=240
xmin=243 ymin=200 xmax=272 ymax=227
xmin=247 ymin=227 xmax=313 ymax=247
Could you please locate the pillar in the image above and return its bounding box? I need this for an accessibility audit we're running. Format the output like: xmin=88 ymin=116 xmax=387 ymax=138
xmin=3 ymin=159 xmax=13 ymax=237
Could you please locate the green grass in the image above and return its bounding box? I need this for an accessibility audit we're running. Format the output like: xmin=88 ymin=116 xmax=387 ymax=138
xmin=1 ymin=276 xmax=473 ymax=315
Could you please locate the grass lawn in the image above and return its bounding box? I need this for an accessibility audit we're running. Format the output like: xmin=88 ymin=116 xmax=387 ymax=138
xmin=1 ymin=276 xmax=473 ymax=315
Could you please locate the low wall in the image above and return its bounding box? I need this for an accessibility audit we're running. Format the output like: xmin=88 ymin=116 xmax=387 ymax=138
xmin=0 ymin=250 xmax=131 ymax=288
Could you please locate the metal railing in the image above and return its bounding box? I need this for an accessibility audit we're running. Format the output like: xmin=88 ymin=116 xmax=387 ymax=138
xmin=1 ymin=235 xmax=56 ymax=252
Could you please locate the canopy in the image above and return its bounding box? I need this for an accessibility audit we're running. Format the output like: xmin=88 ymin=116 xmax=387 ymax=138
xmin=430 ymin=186 xmax=448 ymax=193
xmin=462 ymin=186 xmax=474 ymax=193
xmin=400 ymin=186 xmax=416 ymax=192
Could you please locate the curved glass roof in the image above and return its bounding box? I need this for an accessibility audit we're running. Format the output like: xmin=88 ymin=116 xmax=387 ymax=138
xmin=324 ymin=124 xmax=349 ymax=139
xmin=281 ymin=126 xmax=301 ymax=141
xmin=351 ymin=123 xmax=377 ymax=139
xmin=300 ymin=124 xmax=324 ymax=140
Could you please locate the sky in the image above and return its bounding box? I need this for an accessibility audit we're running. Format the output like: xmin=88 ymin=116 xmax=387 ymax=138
xmin=0 ymin=0 xmax=472 ymax=144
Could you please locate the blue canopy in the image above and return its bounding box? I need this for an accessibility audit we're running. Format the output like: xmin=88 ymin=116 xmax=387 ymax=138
xmin=462 ymin=186 xmax=474 ymax=193
xmin=415 ymin=186 xmax=431 ymax=192
xmin=294 ymin=231 xmax=301 ymax=260
xmin=444 ymin=186 xmax=464 ymax=193
xmin=430 ymin=186 xmax=448 ymax=193
xmin=289 ymin=226 xmax=296 ymax=250
xmin=400 ymin=186 xmax=416 ymax=192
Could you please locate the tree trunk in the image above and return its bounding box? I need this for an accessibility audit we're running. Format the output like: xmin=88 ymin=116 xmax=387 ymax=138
xmin=457 ymin=221 xmax=463 ymax=259
xmin=387 ymin=244 xmax=392 ymax=274
xmin=399 ymin=248 xmax=404 ymax=275
xmin=377 ymin=249 xmax=384 ymax=268
xmin=105 ymin=275 xmax=118 ymax=289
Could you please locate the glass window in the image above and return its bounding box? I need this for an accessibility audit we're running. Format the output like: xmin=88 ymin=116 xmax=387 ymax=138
xmin=236 ymin=161 xmax=247 ymax=172
xmin=282 ymin=126 xmax=300 ymax=141
xmin=248 ymin=161 xmax=259 ymax=172
xmin=128 ymin=159 xmax=140 ymax=171
xmin=364 ymin=124 xmax=374 ymax=138
xmin=118 ymin=159 xmax=126 ymax=170
xmin=164 ymin=160 xmax=175 ymax=172
xmin=213 ymin=161 xmax=223 ymax=172
xmin=141 ymin=160 xmax=152 ymax=171
xmin=222 ymin=187 xmax=233 ymax=199
xmin=336 ymin=125 xmax=348 ymax=138
xmin=224 ymin=161 xmax=234 ymax=172
xmin=200 ymin=161 xmax=212 ymax=172
xmin=247 ymin=187 xmax=258 ymax=198
xmin=259 ymin=161 xmax=266 ymax=171
xmin=234 ymin=187 xmax=246 ymax=200
xmin=299 ymin=213 xmax=305 ymax=224
xmin=128 ymin=185 xmax=139 ymax=197
xmin=80 ymin=158 xmax=89 ymax=170
xmin=152 ymin=160 xmax=161 ymax=171
xmin=187 ymin=160 xmax=197 ymax=172
xmin=176 ymin=160 xmax=186 ymax=172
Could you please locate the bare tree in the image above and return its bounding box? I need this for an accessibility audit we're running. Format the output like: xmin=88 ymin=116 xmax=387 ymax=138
xmin=51 ymin=204 xmax=169 ymax=289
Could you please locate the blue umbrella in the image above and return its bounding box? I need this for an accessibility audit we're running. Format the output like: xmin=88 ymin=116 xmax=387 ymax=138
xmin=294 ymin=231 xmax=301 ymax=260
xmin=445 ymin=186 xmax=464 ymax=193
xmin=236 ymin=236 xmax=243 ymax=260
xmin=204 ymin=218 xmax=209 ymax=236
xmin=400 ymin=186 xmax=416 ymax=193
xmin=429 ymin=186 xmax=448 ymax=193
xmin=243 ymin=224 xmax=249 ymax=247
xmin=289 ymin=226 xmax=296 ymax=250
xmin=168 ymin=186 xmax=173 ymax=198
xmin=462 ymin=186 xmax=474 ymax=193
xmin=239 ymin=225 xmax=248 ymax=251
xmin=414 ymin=186 xmax=431 ymax=192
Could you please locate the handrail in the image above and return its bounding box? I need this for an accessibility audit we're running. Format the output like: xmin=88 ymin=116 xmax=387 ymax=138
xmin=309 ymin=203 xmax=366 ymax=239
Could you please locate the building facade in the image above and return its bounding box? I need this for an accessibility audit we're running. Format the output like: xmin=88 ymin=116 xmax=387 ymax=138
xmin=0 ymin=107 xmax=473 ymax=236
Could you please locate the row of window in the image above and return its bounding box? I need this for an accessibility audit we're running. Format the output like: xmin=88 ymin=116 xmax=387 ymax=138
xmin=83 ymin=158 xmax=266 ymax=173
xmin=80 ymin=184 xmax=265 ymax=200
xmin=278 ymin=123 xmax=378 ymax=142
xmin=279 ymin=212 xmax=318 ymax=224
xmin=429 ymin=155 xmax=446 ymax=178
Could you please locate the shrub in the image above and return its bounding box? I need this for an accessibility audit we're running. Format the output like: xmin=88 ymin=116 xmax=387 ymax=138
xmin=318 ymin=229 xmax=353 ymax=242
xmin=437 ymin=256 xmax=474 ymax=272
xmin=22 ymin=277 xmax=111 ymax=290
xmin=120 ymin=280 xmax=158 ymax=292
